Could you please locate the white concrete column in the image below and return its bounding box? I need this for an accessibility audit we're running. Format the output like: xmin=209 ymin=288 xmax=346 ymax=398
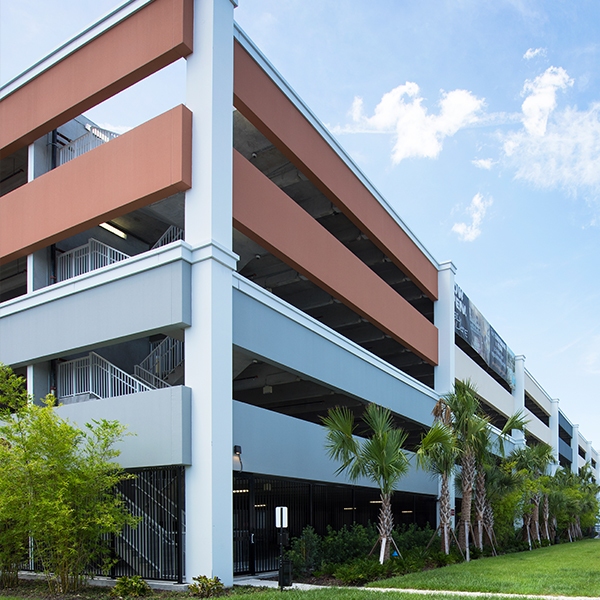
xmin=549 ymin=399 xmax=560 ymax=474
xmin=434 ymin=261 xmax=456 ymax=397
xmin=571 ymin=424 xmax=580 ymax=475
xmin=26 ymin=142 xmax=53 ymax=293
xmin=27 ymin=144 xmax=36 ymax=294
xmin=183 ymin=0 xmax=238 ymax=586
xmin=512 ymin=356 xmax=526 ymax=448
xmin=26 ymin=362 xmax=51 ymax=405
xmin=433 ymin=261 xmax=456 ymax=528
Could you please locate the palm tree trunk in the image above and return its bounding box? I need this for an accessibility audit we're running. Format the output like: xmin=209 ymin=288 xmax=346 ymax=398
xmin=439 ymin=473 xmax=451 ymax=554
xmin=523 ymin=513 xmax=532 ymax=550
xmin=532 ymin=495 xmax=541 ymax=543
xmin=542 ymin=494 xmax=550 ymax=541
xmin=483 ymin=500 xmax=496 ymax=552
xmin=474 ymin=466 xmax=486 ymax=551
xmin=378 ymin=492 xmax=393 ymax=563
xmin=459 ymin=449 xmax=475 ymax=560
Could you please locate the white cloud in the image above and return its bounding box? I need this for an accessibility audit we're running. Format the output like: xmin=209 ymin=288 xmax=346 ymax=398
xmin=523 ymin=47 xmax=546 ymax=60
xmin=503 ymin=103 xmax=600 ymax=195
xmin=472 ymin=158 xmax=494 ymax=170
xmin=520 ymin=66 xmax=573 ymax=136
xmin=335 ymin=83 xmax=484 ymax=163
xmin=452 ymin=193 xmax=493 ymax=242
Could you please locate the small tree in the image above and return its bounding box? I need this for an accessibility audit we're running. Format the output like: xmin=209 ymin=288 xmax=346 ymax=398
xmin=0 ymin=364 xmax=29 ymax=586
xmin=0 ymin=365 xmax=136 ymax=592
xmin=322 ymin=403 xmax=409 ymax=563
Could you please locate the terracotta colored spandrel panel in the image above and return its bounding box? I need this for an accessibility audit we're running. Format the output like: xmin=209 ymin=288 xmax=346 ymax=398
xmin=233 ymin=150 xmax=438 ymax=366
xmin=0 ymin=0 xmax=193 ymax=159
xmin=0 ymin=105 xmax=192 ymax=264
xmin=233 ymin=40 xmax=438 ymax=302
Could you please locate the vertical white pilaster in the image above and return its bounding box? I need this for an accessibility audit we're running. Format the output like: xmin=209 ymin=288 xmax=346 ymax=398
xmin=27 ymin=144 xmax=36 ymax=294
xmin=434 ymin=261 xmax=456 ymax=397
xmin=184 ymin=0 xmax=237 ymax=586
xmin=512 ymin=356 xmax=526 ymax=448
xmin=571 ymin=424 xmax=580 ymax=475
xmin=549 ymin=399 xmax=560 ymax=474
xmin=433 ymin=261 xmax=456 ymax=528
xmin=26 ymin=363 xmax=51 ymax=404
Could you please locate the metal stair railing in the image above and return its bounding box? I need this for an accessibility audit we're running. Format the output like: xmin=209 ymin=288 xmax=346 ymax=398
xmin=137 ymin=337 xmax=183 ymax=383
xmin=151 ymin=225 xmax=183 ymax=250
xmin=57 ymin=352 xmax=152 ymax=400
xmin=133 ymin=365 xmax=170 ymax=390
xmin=56 ymin=238 xmax=129 ymax=282
xmin=58 ymin=124 xmax=119 ymax=166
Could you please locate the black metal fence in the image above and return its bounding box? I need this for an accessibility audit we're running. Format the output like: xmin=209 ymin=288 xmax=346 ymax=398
xmin=112 ymin=466 xmax=185 ymax=582
xmin=20 ymin=466 xmax=186 ymax=583
xmin=233 ymin=472 xmax=436 ymax=575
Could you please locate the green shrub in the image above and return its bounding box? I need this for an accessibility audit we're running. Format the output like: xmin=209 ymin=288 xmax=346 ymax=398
xmin=322 ymin=523 xmax=377 ymax=565
xmin=427 ymin=547 xmax=461 ymax=567
xmin=110 ymin=576 xmax=152 ymax=598
xmin=287 ymin=526 xmax=323 ymax=577
xmin=392 ymin=523 xmax=436 ymax=552
xmin=0 ymin=520 xmax=27 ymax=588
xmin=188 ymin=575 xmax=225 ymax=598
xmin=333 ymin=557 xmax=389 ymax=585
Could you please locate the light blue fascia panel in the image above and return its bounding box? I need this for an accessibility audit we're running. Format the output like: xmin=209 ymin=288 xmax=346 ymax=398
xmin=233 ymin=287 xmax=436 ymax=428
xmin=56 ymin=385 xmax=192 ymax=469
xmin=0 ymin=259 xmax=191 ymax=367
xmin=233 ymin=401 xmax=437 ymax=495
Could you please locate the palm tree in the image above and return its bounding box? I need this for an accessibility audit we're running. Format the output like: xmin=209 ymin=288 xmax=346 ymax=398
xmin=435 ymin=379 xmax=489 ymax=561
xmin=550 ymin=465 xmax=600 ymax=542
xmin=417 ymin=421 xmax=459 ymax=555
xmin=322 ymin=403 xmax=409 ymax=563
xmin=510 ymin=442 xmax=555 ymax=547
xmin=472 ymin=411 xmax=528 ymax=552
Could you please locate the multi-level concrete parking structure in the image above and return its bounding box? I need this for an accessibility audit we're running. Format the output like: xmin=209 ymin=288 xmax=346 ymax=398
xmin=0 ymin=0 xmax=597 ymax=586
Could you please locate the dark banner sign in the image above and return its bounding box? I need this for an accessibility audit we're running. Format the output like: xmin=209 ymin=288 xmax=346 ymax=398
xmin=454 ymin=284 xmax=515 ymax=390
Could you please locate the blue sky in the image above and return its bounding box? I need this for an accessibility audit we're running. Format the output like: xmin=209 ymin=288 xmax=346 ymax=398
xmin=2 ymin=0 xmax=599 ymax=446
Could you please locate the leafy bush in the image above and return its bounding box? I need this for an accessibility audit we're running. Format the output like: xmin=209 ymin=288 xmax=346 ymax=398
xmin=287 ymin=526 xmax=323 ymax=577
xmin=0 ymin=382 xmax=136 ymax=593
xmin=0 ymin=520 xmax=27 ymax=588
xmin=333 ymin=557 xmax=389 ymax=585
xmin=392 ymin=522 xmax=436 ymax=552
xmin=111 ymin=576 xmax=152 ymax=598
xmin=188 ymin=575 xmax=225 ymax=598
xmin=322 ymin=523 xmax=377 ymax=565
xmin=427 ymin=547 xmax=461 ymax=567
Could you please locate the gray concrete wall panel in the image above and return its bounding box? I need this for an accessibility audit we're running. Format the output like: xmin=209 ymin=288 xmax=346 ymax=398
xmin=56 ymin=385 xmax=192 ymax=468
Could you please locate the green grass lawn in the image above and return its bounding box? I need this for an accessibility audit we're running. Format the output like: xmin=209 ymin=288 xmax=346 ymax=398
xmin=1 ymin=540 xmax=598 ymax=599
xmin=369 ymin=538 xmax=600 ymax=597
xmin=0 ymin=594 xmax=518 ymax=600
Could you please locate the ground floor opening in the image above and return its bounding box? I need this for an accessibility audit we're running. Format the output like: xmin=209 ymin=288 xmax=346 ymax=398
xmin=233 ymin=472 xmax=437 ymax=575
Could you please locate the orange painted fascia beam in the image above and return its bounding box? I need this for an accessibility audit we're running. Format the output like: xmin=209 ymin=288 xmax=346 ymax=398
xmin=233 ymin=149 xmax=438 ymax=366
xmin=0 ymin=105 xmax=192 ymax=265
xmin=0 ymin=0 xmax=193 ymax=159
xmin=233 ymin=41 xmax=438 ymax=302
